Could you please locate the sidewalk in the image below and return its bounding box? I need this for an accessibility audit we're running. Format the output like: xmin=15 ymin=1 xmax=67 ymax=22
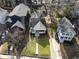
xmin=48 ymin=28 xmax=63 ymax=59
xmin=0 ymin=54 xmax=40 ymax=59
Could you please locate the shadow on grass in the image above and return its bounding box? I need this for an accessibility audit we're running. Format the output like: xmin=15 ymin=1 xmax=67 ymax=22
xmin=38 ymin=34 xmax=49 ymax=47
xmin=30 ymin=33 xmax=49 ymax=47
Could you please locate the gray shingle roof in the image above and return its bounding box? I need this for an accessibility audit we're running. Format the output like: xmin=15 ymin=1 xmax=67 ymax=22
xmin=30 ymin=12 xmax=46 ymax=28
xmin=30 ymin=18 xmax=46 ymax=28
xmin=30 ymin=18 xmax=40 ymax=28
xmin=57 ymin=17 xmax=75 ymax=33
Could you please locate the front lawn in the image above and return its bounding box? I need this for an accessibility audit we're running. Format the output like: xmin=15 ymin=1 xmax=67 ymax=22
xmin=21 ymin=34 xmax=50 ymax=58
xmin=21 ymin=35 xmax=35 ymax=56
xmin=38 ymin=35 xmax=50 ymax=57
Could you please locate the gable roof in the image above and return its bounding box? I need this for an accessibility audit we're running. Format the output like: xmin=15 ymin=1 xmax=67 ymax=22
xmin=0 ymin=8 xmax=8 ymax=24
xmin=30 ymin=12 xmax=46 ymax=28
xmin=30 ymin=19 xmax=38 ymax=27
xmin=30 ymin=12 xmax=41 ymax=19
xmin=9 ymin=3 xmax=30 ymax=16
xmin=30 ymin=18 xmax=46 ymax=27
xmin=30 ymin=12 xmax=46 ymax=30
xmin=57 ymin=17 xmax=76 ymax=34
xmin=34 ymin=21 xmax=46 ymax=31
xmin=11 ymin=21 xmax=25 ymax=29
xmin=10 ymin=15 xmax=22 ymax=23
xmin=7 ymin=18 xmax=12 ymax=23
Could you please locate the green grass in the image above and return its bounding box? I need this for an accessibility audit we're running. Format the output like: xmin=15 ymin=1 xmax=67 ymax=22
xmin=51 ymin=26 xmax=57 ymax=38
xmin=38 ymin=36 xmax=50 ymax=57
xmin=21 ymin=34 xmax=50 ymax=57
xmin=21 ymin=35 xmax=35 ymax=56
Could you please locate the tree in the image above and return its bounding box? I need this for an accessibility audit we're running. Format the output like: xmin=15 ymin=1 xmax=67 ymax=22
xmin=54 ymin=10 xmax=62 ymax=18
xmin=62 ymin=5 xmax=74 ymax=20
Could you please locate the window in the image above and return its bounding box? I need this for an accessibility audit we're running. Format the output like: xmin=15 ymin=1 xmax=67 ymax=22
xmin=68 ymin=37 xmax=71 ymax=39
xmin=37 ymin=30 xmax=44 ymax=32
xmin=61 ymin=36 xmax=63 ymax=39
xmin=66 ymin=33 xmax=69 ymax=36
xmin=19 ymin=28 xmax=23 ymax=31
xmin=71 ymin=34 xmax=72 ymax=36
xmin=65 ymin=37 xmax=68 ymax=39
xmin=62 ymin=33 xmax=65 ymax=35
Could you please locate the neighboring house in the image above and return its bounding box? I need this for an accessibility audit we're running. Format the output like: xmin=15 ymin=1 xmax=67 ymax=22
xmin=72 ymin=18 xmax=79 ymax=36
xmin=31 ymin=0 xmax=52 ymax=6
xmin=6 ymin=15 xmax=23 ymax=28
xmin=9 ymin=3 xmax=30 ymax=16
xmin=52 ymin=0 xmax=75 ymax=8
xmin=56 ymin=17 xmax=76 ymax=43
xmin=0 ymin=8 xmax=8 ymax=24
xmin=0 ymin=0 xmax=27 ymax=7
xmin=31 ymin=0 xmax=41 ymax=5
xmin=74 ymin=1 xmax=79 ymax=16
xmin=0 ymin=8 xmax=8 ymax=42
xmin=30 ymin=12 xmax=46 ymax=34
xmin=7 ymin=4 xmax=30 ymax=28
xmin=11 ymin=20 xmax=25 ymax=30
xmin=11 ymin=20 xmax=25 ymax=48
xmin=0 ymin=8 xmax=8 ymax=32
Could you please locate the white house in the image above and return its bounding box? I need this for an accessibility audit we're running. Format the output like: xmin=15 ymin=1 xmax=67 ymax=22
xmin=30 ymin=21 xmax=46 ymax=34
xmin=57 ymin=17 xmax=76 ymax=43
xmin=30 ymin=12 xmax=46 ymax=34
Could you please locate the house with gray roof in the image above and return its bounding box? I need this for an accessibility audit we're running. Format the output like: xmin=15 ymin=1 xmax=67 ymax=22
xmin=56 ymin=17 xmax=76 ymax=43
xmin=0 ymin=8 xmax=8 ymax=24
xmin=11 ymin=20 xmax=25 ymax=30
xmin=74 ymin=0 xmax=79 ymax=16
xmin=0 ymin=8 xmax=8 ymax=31
xmin=30 ymin=12 xmax=46 ymax=34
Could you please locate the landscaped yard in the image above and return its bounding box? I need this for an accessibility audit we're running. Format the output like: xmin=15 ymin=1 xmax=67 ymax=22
xmin=0 ymin=33 xmax=50 ymax=58
xmin=21 ymin=34 xmax=50 ymax=58
xmin=38 ymin=35 xmax=50 ymax=57
xmin=21 ymin=35 xmax=36 ymax=56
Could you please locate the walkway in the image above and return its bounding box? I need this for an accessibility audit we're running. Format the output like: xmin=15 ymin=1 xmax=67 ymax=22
xmin=48 ymin=28 xmax=63 ymax=59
